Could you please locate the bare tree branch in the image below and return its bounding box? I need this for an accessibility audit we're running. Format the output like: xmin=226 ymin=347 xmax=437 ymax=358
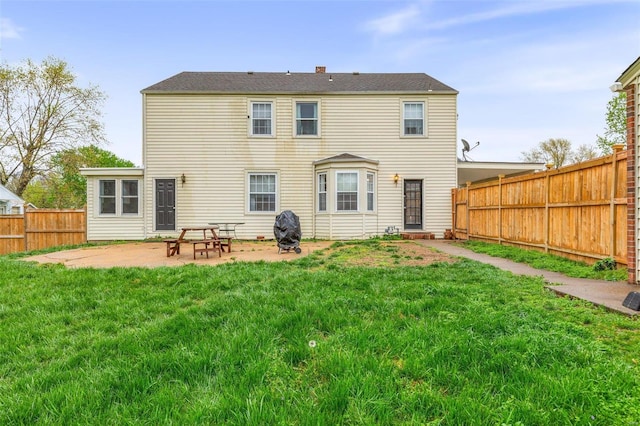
xmin=0 ymin=57 xmax=107 ymax=194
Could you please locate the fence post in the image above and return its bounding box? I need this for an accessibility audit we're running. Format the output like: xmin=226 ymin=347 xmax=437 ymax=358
xmin=498 ymin=175 xmax=504 ymax=245
xmin=23 ymin=209 xmax=28 ymax=252
xmin=610 ymin=145 xmax=623 ymax=259
xmin=544 ymin=164 xmax=553 ymax=254
xmin=451 ymin=188 xmax=457 ymax=239
xmin=466 ymin=182 xmax=472 ymax=239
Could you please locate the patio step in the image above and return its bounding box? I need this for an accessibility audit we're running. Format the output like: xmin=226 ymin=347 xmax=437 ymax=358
xmin=400 ymin=232 xmax=435 ymax=240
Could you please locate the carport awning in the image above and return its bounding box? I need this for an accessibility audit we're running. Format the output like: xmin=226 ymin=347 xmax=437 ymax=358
xmin=457 ymin=160 xmax=544 ymax=186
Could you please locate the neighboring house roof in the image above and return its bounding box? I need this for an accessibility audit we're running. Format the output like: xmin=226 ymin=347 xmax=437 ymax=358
xmin=616 ymin=56 xmax=640 ymax=85
xmin=0 ymin=183 xmax=24 ymax=203
xmin=457 ymin=160 xmax=545 ymax=185
xmin=141 ymin=71 xmax=458 ymax=95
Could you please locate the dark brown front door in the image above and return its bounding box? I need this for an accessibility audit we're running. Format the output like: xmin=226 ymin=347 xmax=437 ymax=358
xmin=404 ymin=180 xmax=422 ymax=230
xmin=156 ymin=179 xmax=175 ymax=231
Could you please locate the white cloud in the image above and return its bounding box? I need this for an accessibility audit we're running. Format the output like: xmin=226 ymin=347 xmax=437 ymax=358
xmin=363 ymin=4 xmax=422 ymax=36
xmin=364 ymin=0 xmax=632 ymax=36
xmin=0 ymin=18 xmax=24 ymax=40
xmin=422 ymin=1 xmax=609 ymax=31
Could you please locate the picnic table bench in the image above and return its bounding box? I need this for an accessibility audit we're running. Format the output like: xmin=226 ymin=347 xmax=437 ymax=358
xmin=164 ymin=226 xmax=224 ymax=258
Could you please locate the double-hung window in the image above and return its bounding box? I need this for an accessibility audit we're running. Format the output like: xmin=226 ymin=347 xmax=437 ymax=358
xmin=336 ymin=172 xmax=358 ymax=211
xmin=121 ymin=180 xmax=139 ymax=214
xmin=99 ymin=180 xmax=116 ymax=214
xmin=251 ymin=102 xmax=273 ymax=136
xmin=99 ymin=179 xmax=139 ymax=215
xmin=318 ymin=173 xmax=327 ymax=212
xmin=403 ymin=102 xmax=424 ymax=135
xmin=366 ymin=173 xmax=375 ymax=211
xmin=296 ymin=102 xmax=318 ymax=136
xmin=249 ymin=173 xmax=276 ymax=212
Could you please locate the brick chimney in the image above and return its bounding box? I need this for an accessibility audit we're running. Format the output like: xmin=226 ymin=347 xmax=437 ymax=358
xmin=315 ymin=66 xmax=326 ymax=74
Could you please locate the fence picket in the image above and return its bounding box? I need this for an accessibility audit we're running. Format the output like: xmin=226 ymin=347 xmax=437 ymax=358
xmin=452 ymin=147 xmax=627 ymax=265
xmin=0 ymin=208 xmax=86 ymax=255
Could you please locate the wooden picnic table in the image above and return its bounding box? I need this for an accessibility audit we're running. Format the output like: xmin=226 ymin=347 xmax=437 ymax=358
xmin=165 ymin=226 xmax=222 ymax=257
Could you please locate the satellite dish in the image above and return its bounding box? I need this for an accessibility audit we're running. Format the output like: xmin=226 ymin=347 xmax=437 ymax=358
xmin=461 ymin=138 xmax=480 ymax=161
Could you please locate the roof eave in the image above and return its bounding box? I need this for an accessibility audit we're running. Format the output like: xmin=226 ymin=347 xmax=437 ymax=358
xmin=617 ymin=56 xmax=640 ymax=87
xmin=141 ymin=89 xmax=459 ymax=95
xmin=80 ymin=167 xmax=145 ymax=176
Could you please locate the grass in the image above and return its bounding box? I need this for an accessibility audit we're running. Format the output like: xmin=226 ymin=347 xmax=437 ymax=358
xmin=459 ymin=240 xmax=629 ymax=281
xmin=0 ymin=241 xmax=639 ymax=424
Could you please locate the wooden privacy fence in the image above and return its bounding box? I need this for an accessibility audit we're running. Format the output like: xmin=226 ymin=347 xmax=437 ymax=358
xmin=0 ymin=209 xmax=86 ymax=255
xmin=452 ymin=148 xmax=628 ymax=265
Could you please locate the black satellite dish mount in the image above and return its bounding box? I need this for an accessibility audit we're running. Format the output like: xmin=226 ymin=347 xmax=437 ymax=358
xmin=461 ymin=139 xmax=480 ymax=161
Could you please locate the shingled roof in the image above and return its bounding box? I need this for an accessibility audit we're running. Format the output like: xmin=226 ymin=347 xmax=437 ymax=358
xmin=141 ymin=71 xmax=457 ymax=94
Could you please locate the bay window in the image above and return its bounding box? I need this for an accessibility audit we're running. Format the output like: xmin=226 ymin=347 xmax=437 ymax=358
xmin=336 ymin=172 xmax=358 ymax=211
xmin=367 ymin=172 xmax=375 ymax=211
xmin=318 ymin=173 xmax=327 ymax=212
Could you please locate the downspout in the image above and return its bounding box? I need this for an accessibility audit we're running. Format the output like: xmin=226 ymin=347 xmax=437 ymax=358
xmin=142 ymin=93 xmax=148 ymax=240
xmin=311 ymin=164 xmax=316 ymax=239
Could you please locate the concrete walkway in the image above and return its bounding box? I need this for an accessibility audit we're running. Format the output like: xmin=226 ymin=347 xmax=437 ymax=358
xmin=419 ymin=240 xmax=639 ymax=316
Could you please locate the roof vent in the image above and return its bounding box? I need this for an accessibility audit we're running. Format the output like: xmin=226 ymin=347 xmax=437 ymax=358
xmin=353 ymin=71 xmax=359 ymax=75
xmin=247 ymin=71 xmax=254 ymax=75
xmin=315 ymin=66 xmax=326 ymax=74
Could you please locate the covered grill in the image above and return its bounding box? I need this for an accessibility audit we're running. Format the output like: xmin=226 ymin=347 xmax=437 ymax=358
xmin=273 ymin=210 xmax=302 ymax=254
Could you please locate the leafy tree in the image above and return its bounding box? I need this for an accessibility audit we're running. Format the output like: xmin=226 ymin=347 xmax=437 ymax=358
xmin=0 ymin=57 xmax=106 ymax=196
xmin=596 ymin=92 xmax=627 ymax=154
xmin=22 ymin=145 xmax=134 ymax=208
xmin=521 ymin=138 xmax=573 ymax=168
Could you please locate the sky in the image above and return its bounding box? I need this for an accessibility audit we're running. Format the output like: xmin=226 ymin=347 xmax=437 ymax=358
xmin=0 ymin=0 xmax=638 ymax=166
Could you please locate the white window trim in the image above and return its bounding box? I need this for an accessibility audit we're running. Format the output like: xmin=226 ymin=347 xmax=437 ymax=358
xmin=366 ymin=172 xmax=375 ymax=212
xmin=401 ymin=100 xmax=427 ymax=137
xmin=335 ymin=170 xmax=359 ymax=213
xmin=121 ymin=179 xmax=140 ymax=215
xmin=317 ymin=172 xmax=327 ymax=213
xmin=293 ymin=99 xmax=321 ymax=138
xmin=246 ymin=172 xmax=279 ymax=214
xmin=97 ymin=178 xmax=142 ymax=217
xmin=249 ymin=100 xmax=275 ymax=137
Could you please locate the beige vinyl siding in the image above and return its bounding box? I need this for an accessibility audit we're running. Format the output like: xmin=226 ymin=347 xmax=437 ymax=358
xmin=143 ymin=92 xmax=457 ymax=239
xmin=85 ymin=175 xmax=145 ymax=241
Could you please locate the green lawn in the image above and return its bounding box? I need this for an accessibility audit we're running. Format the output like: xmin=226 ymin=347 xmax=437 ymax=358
xmin=459 ymin=240 xmax=628 ymax=281
xmin=1 ymin=241 xmax=639 ymax=425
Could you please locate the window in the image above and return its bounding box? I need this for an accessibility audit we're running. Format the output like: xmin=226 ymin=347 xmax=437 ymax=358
xmin=249 ymin=173 xmax=276 ymax=212
xmin=99 ymin=180 xmax=116 ymax=214
xmin=296 ymin=102 xmax=318 ymax=135
xmin=336 ymin=172 xmax=358 ymax=211
xmin=121 ymin=180 xmax=139 ymax=214
xmin=403 ymin=102 xmax=424 ymax=135
xmin=366 ymin=173 xmax=375 ymax=211
xmin=318 ymin=173 xmax=327 ymax=212
xmin=251 ymin=102 xmax=272 ymax=136
xmin=98 ymin=179 xmax=141 ymax=216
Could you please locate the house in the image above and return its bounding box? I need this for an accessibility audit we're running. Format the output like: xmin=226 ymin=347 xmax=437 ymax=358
xmin=82 ymin=67 xmax=459 ymax=241
xmin=612 ymin=56 xmax=639 ymax=283
xmin=0 ymin=184 xmax=25 ymax=214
